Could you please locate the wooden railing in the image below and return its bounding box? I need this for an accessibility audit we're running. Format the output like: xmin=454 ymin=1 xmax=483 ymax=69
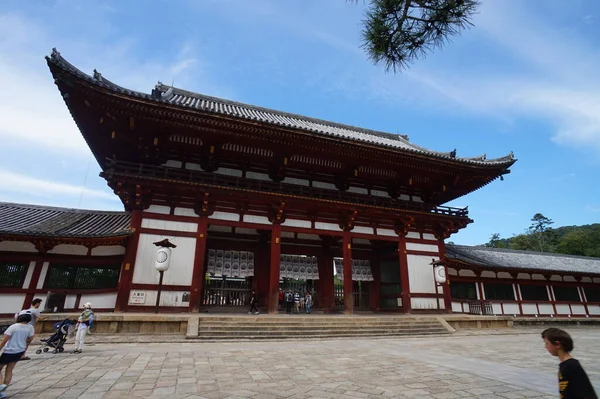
xmin=103 ymin=159 xmax=469 ymax=218
xmin=468 ymin=301 xmax=495 ymax=315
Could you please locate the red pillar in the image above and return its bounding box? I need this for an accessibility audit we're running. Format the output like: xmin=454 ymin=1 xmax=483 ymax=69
xmin=189 ymin=217 xmax=208 ymax=312
xmin=438 ymin=239 xmax=452 ymax=313
xmin=318 ymin=238 xmax=335 ymax=309
xmin=115 ymin=209 xmax=143 ymax=312
xmin=268 ymin=225 xmax=281 ymax=314
xmin=398 ymin=236 xmax=411 ymax=313
xmin=342 ymin=232 xmax=353 ymax=314
xmin=369 ymin=256 xmax=381 ymax=312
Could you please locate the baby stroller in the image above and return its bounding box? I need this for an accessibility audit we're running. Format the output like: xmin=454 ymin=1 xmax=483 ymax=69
xmin=35 ymin=319 xmax=76 ymax=354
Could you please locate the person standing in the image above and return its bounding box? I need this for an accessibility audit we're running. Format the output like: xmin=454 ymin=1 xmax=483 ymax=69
xmin=285 ymin=290 xmax=293 ymax=315
xmin=293 ymin=292 xmax=300 ymax=314
xmin=72 ymin=303 xmax=94 ymax=354
xmin=541 ymin=328 xmax=597 ymax=399
xmin=16 ymin=298 xmax=43 ymax=361
xmin=0 ymin=313 xmax=35 ymax=398
xmin=248 ymin=290 xmax=259 ymax=315
xmin=305 ymin=292 xmax=312 ymax=314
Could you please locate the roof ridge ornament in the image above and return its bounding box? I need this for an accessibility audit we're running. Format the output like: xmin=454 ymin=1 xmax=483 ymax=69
xmin=93 ymin=69 xmax=103 ymax=82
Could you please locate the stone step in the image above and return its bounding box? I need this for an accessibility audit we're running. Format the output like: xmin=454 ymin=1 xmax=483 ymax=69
xmin=198 ymin=323 xmax=443 ymax=331
xmin=190 ymin=331 xmax=450 ymax=340
xmin=198 ymin=327 xmax=448 ymax=335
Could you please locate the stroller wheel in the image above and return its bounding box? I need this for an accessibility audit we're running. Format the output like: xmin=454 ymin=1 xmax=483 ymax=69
xmin=43 ymin=348 xmax=49 ymax=353
xmin=58 ymin=347 xmax=64 ymax=353
xmin=52 ymin=349 xmax=58 ymax=354
xmin=35 ymin=349 xmax=42 ymax=354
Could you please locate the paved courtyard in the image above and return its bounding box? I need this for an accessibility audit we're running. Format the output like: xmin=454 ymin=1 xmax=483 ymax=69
xmin=4 ymin=328 xmax=599 ymax=398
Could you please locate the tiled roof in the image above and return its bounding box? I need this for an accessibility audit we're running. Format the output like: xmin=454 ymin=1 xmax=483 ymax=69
xmin=446 ymin=245 xmax=600 ymax=276
xmin=0 ymin=202 xmax=132 ymax=238
xmin=46 ymin=49 xmax=516 ymax=168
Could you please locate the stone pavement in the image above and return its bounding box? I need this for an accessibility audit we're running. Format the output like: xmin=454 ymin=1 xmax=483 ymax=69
xmin=3 ymin=328 xmax=599 ymax=399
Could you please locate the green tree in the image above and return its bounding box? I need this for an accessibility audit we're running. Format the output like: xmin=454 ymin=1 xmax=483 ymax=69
xmin=526 ymin=213 xmax=555 ymax=252
xmin=356 ymin=0 xmax=480 ymax=72
xmin=486 ymin=233 xmax=504 ymax=248
xmin=555 ymin=230 xmax=588 ymax=256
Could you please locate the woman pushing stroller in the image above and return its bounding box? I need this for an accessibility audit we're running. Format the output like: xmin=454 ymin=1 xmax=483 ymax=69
xmin=72 ymin=303 xmax=94 ymax=354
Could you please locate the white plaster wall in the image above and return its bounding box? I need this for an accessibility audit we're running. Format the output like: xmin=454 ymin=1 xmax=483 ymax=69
xmin=481 ymin=271 xmax=496 ymax=278
xmin=581 ymin=277 xmax=592 ymax=283
xmin=376 ymin=228 xmax=396 ymax=237
xmin=282 ymin=177 xmax=309 ymax=186
xmin=571 ymin=304 xmax=586 ymax=315
xmin=312 ymin=181 xmax=336 ymax=190
xmin=555 ymin=304 xmax=570 ymax=314
xmin=517 ymin=273 xmax=531 ymax=280
xmin=246 ymin=171 xmax=270 ymax=180
xmin=146 ymin=205 xmax=170 ymax=215
xmin=594 ymin=277 xmax=600 ymax=283
xmin=370 ymin=189 xmax=389 ymax=197
xmin=210 ymin=211 xmax=239 ymax=221
xmin=550 ymin=275 xmax=562 ymax=281
xmin=588 ymin=305 xmax=600 ymax=315
xmin=522 ymin=304 xmax=537 ymax=314
xmin=406 ymin=232 xmax=420 ymax=239
xmin=410 ymin=297 xmax=439 ymax=310
xmin=532 ymin=274 xmax=546 ymax=280
xmin=22 ymin=261 xmax=36 ymax=289
xmin=422 ymin=233 xmax=436 ymax=240
xmin=282 ymin=218 xmax=311 ymax=228
xmin=459 ymin=269 xmax=476 ymax=277
xmin=492 ymin=303 xmax=502 ymax=315
xmin=129 ymin=290 xmax=189 ymax=307
xmin=563 ymin=276 xmax=577 ymax=282
xmin=242 ymin=215 xmax=270 ymax=225
xmin=353 ymin=226 xmax=374 ymax=235
xmin=399 ymin=194 xmax=410 ymax=201
xmin=133 ymin=234 xmax=196 ymax=286
xmin=348 ymin=187 xmax=368 ymax=195
xmin=315 ymin=222 xmax=342 ymax=232
xmin=448 ymin=268 xmax=458 ymax=276
xmin=503 ymin=303 xmax=520 ymax=315
xmin=48 ymin=244 xmax=88 ymax=256
xmin=407 ymin=255 xmax=437 ymax=294
xmin=185 ymin=163 xmax=202 ymax=171
xmin=163 ymin=160 xmax=182 ymax=168
xmin=0 ymin=241 xmax=37 ymax=252
xmin=142 ymin=219 xmax=198 ymax=233
xmin=37 ymin=262 xmax=49 ymax=289
xmin=451 ymin=301 xmax=463 ymax=312
xmin=412 ymin=196 xmax=423 ymax=203
xmin=79 ymin=293 xmax=117 ymax=309
xmin=0 ymin=294 xmax=25 ymax=314
xmin=64 ymin=295 xmax=77 ymax=309
xmin=406 ymin=243 xmax=439 ymax=253
xmin=174 ymin=208 xmax=198 ymax=217
xmin=91 ymin=246 xmax=126 ymax=256
xmin=538 ymin=304 xmax=554 ymax=314
xmin=497 ymin=272 xmax=512 ymax=279
xmin=215 ymin=167 xmax=243 ymax=177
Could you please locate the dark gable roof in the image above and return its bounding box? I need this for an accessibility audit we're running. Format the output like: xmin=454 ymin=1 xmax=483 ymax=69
xmin=446 ymin=245 xmax=600 ymax=276
xmin=0 ymin=202 xmax=132 ymax=239
xmin=46 ymin=48 xmax=516 ymax=168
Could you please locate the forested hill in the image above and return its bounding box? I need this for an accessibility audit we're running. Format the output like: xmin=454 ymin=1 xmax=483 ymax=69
xmin=480 ymin=214 xmax=600 ymax=258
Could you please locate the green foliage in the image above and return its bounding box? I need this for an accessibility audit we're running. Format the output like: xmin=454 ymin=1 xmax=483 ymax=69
xmin=481 ymin=214 xmax=600 ymax=258
xmin=355 ymin=0 xmax=480 ymax=72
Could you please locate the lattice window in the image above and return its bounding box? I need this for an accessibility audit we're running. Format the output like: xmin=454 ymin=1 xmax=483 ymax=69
xmin=169 ymin=134 xmax=202 ymax=146
xmin=450 ymin=282 xmax=477 ymax=300
xmin=0 ymin=262 xmax=27 ymax=288
xmin=553 ymin=286 xmax=580 ymax=302
xmin=290 ymin=155 xmax=342 ymax=169
xmin=484 ymin=283 xmax=515 ymax=300
xmin=584 ymin=287 xmax=600 ymax=302
xmin=358 ymin=166 xmax=396 ymax=177
xmin=520 ymin=284 xmax=548 ymax=301
xmin=45 ymin=264 xmax=120 ymax=290
xmin=222 ymin=143 xmax=273 ymax=157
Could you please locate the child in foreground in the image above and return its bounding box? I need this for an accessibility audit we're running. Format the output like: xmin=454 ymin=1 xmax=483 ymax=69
xmin=541 ymin=328 xmax=597 ymax=399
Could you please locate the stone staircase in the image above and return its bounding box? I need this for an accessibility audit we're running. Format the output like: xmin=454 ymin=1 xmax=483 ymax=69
xmin=190 ymin=315 xmax=453 ymax=340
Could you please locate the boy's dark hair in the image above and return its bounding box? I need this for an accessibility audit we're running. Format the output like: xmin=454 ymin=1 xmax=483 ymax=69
xmin=17 ymin=313 xmax=32 ymax=324
xmin=541 ymin=328 xmax=574 ymax=352
xmin=32 ymin=298 xmax=42 ymax=306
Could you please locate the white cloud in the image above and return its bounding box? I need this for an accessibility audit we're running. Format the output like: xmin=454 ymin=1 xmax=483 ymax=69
xmin=586 ymin=205 xmax=600 ymax=213
xmin=0 ymin=170 xmax=117 ymax=202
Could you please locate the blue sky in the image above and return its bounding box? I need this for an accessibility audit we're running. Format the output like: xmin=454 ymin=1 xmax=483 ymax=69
xmin=0 ymin=0 xmax=599 ymax=245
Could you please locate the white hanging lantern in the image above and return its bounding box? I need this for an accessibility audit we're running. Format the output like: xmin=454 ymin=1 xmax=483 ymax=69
xmin=434 ymin=265 xmax=447 ymax=284
xmin=155 ymin=247 xmax=172 ymax=272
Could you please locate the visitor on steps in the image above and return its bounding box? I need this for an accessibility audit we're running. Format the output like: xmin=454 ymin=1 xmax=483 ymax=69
xmin=248 ymin=290 xmax=259 ymax=315
xmin=16 ymin=298 xmax=43 ymax=361
xmin=293 ymin=292 xmax=300 ymax=314
xmin=305 ymin=292 xmax=312 ymax=314
xmin=0 ymin=313 xmax=35 ymax=398
xmin=285 ymin=290 xmax=293 ymax=314
xmin=72 ymin=303 xmax=94 ymax=354
xmin=541 ymin=328 xmax=597 ymax=399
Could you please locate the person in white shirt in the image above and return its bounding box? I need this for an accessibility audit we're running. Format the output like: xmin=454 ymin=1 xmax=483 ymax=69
xmin=73 ymin=303 xmax=94 ymax=354
xmin=0 ymin=313 xmax=35 ymax=398
xmin=16 ymin=298 xmax=43 ymax=360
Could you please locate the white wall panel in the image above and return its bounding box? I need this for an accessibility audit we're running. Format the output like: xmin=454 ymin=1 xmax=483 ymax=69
xmin=503 ymin=303 xmax=520 ymax=315
xmin=79 ymin=293 xmax=117 ymax=309
xmin=538 ymin=304 xmax=554 ymax=314
xmin=451 ymin=301 xmax=463 ymax=312
xmin=406 ymin=232 xmax=420 ymax=239
xmin=282 ymin=177 xmax=309 ymax=186
xmin=174 ymin=207 xmax=198 ymax=217
xmin=532 ymin=274 xmax=546 ymax=280
xmin=563 ymin=276 xmax=576 ymax=282
xmin=481 ymin=271 xmax=495 ymax=278
xmin=315 ymin=222 xmax=342 ymax=232
xmin=242 ymin=215 xmax=271 ymax=225
xmin=406 ymin=243 xmax=439 ymax=253
xmin=571 ymin=304 xmax=586 ymax=315
xmin=422 ymin=233 xmax=436 ymax=240
xmin=48 ymin=244 xmax=87 ymax=256
xmin=410 ymin=297 xmax=439 ymax=310
xmin=348 ymin=186 xmax=368 ymax=195
xmin=492 ymin=303 xmax=502 ymax=315
xmin=210 ymin=212 xmax=239 ymax=221
xmin=550 ymin=275 xmax=562 ymax=281
xmin=282 ymin=218 xmax=311 ymax=228
xmin=133 ymin=234 xmax=196 ymax=286
xmin=64 ymin=295 xmax=77 ymax=309
xmin=129 ymin=290 xmax=189 ymax=307
xmin=37 ymin=262 xmax=49 ymax=289
xmin=91 ymin=246 xmax=126 ymax=256
xmin=517 ymin=273 xmax=531 ymax=280
xmin=22 ymin=261 xmax=36 ymax=289
xmin=376 ymin=228 xmax=396 ymax=237
xmin=353 ymin=226 xmax=374 ymax=235
xmin=407 ymin=255 xmax=437 ymax=294
xmin=522 ymin=304 xmax=537 ymax=314
xmin=246 ymin=171 xmax=270 ymax=181
xmin=588 ymin=305 xmax=600 ymax=315
xmin=0 ymin=294 xmax=26 ymax=314
xmin=581 ymin=277 xmax=592 ymax=283
xmin=497 ymin=272 xmax=512 ymax=279
xmin=555 ymin=304 xmax=570 ymax=314
xmin=146 ymin=205 xmax=170 ymax=215
xmin=0 ymin=241 xmax=37 ymax=252
xmin=448 ymin=268 xmax=458 ymax=276
xmin=142 ymin=218 xmax=198 ymax=232
xmin=459 ymin=269 xmax=476 ymax=277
